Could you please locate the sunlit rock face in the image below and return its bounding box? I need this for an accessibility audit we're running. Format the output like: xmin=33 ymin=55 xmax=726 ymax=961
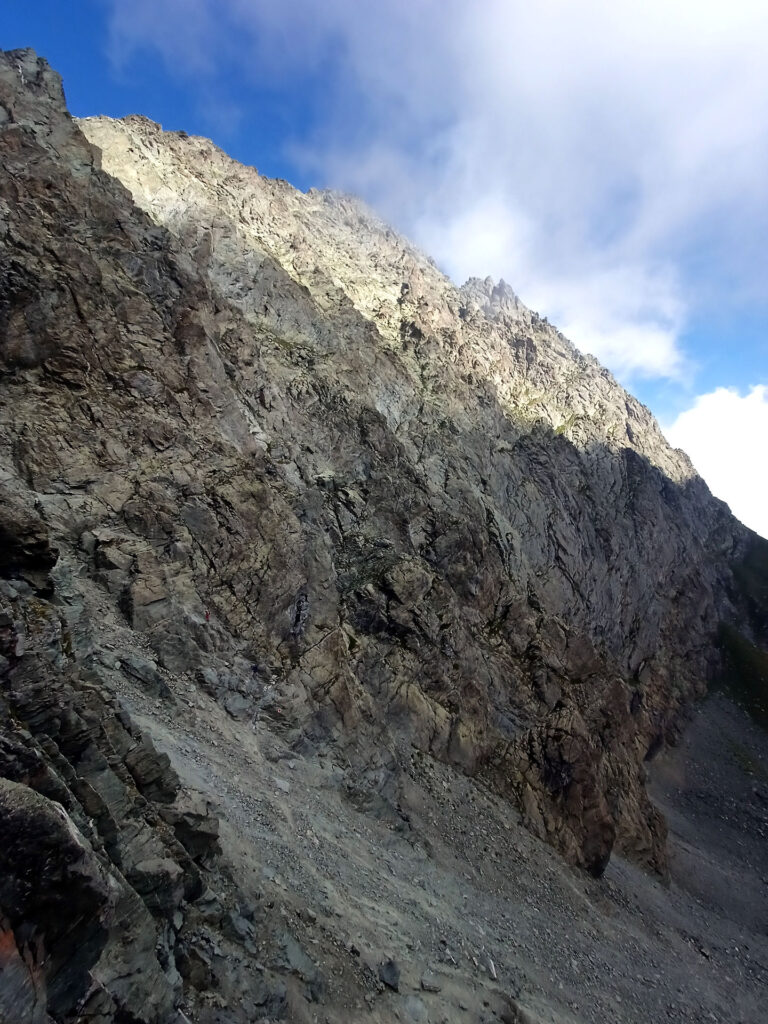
xmin=1 ymin=45 xmax=766 ymax=1022
xmin=74 ymin=108 xmax=745 ymax=874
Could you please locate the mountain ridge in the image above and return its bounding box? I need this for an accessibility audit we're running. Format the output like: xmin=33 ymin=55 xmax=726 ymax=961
xmin=1 ymin=48 xmax=767 ymax=1024
xmin=79 ymin=111 xmax=700 ymax=486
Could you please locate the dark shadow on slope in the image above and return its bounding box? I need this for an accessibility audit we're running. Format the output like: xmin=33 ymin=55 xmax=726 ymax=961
xmin=716 ymin=532 xmax=768 ymax=730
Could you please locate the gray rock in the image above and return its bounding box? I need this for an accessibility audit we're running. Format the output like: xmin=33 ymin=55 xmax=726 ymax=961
xmin=276 ymin=930 xmax=325 ymax=1002
xmin=421 ymin=971 xmax=442 ymax=993
xmin=176 ymin=942 xmax=213 ymax=990
xmin=120 ymin=652 xmax=173 ymax=700
xmin=222 ymin=909 xmax=254 ymax=942
xmin=0 ymin=778 xmax=111 ymax=1019
xmin=403 ymin=995 xmax=428 ymax=1021
xmin=159 ymin=793 xmax=220 ymax=863
xmin=223 ymin=691 xmax=251 ymax=720
xmin=129 ymin=857 xmax=185 ymax=914
xmin=378 ymin=958 xmax=401 ymax=991
xmin=124 ymin=739 xmax=180 ymax=804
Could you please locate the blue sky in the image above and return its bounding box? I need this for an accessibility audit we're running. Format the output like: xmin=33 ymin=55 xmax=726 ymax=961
xmin=3 ymin=1 xmax=767 ymax=535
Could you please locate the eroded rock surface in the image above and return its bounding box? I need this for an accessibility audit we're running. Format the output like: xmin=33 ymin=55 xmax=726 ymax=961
xmin=1 ymin=47 xmax=767 ymax=1024
xmin=73 ymin=103 xmax=747 ymax=877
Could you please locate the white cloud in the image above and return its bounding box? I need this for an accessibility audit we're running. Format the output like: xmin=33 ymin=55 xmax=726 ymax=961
xmin=519 ymin=263 xmax=688 ymax=381
xmin=104 ymin=0 xmax=768 ymax=384
xmin=664 ymin=386 xmax=768 ymax=538
xmin=107 ymin=0 xmax=220 ymax=75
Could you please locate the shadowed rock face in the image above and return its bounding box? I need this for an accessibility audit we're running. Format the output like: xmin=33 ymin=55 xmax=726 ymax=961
xmin=0 ymin=778 xmax=113 ymax=1020
xmin=0 ymin=46 xmax=766 ymax=1023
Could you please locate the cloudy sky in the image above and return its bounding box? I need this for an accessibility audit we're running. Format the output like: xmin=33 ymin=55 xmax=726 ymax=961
xmin=5 ymin=1 xmax=768 ymax=535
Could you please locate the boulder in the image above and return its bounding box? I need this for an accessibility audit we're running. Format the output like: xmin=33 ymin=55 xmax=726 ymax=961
xmin=0 ymin=778 xmax=112 ymax=1019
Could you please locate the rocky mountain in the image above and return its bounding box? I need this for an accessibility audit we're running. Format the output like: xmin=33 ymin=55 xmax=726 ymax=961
xmin=1 ymin=48 xmax=767 ymax=1024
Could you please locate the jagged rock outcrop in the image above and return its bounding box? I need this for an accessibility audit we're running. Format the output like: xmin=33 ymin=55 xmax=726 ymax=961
xmin=72 ymin=104 xmax=747 ymax=875
xmin=1 ymin=46 xmax=766 ymax=1023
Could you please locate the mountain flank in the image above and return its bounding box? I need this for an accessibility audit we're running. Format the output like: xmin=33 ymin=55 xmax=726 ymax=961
xmin=1 ymin=48 xmax=767 ymax=1024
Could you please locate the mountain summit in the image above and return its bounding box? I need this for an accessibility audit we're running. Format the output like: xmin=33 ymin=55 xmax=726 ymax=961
xmin=1 ymin=49 xmax=767 ymax=1024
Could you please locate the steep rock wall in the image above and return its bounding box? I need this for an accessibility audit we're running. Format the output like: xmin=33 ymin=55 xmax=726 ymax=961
xmin=0 ymin=56 xmax=758 ymax=1012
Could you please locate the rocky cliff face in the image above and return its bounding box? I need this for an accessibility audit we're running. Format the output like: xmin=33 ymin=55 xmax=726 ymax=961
xmin=72 ymin=108 xmax=746 ymax=874
xmin=1 ymin=48 xmax=765 ymax=1024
